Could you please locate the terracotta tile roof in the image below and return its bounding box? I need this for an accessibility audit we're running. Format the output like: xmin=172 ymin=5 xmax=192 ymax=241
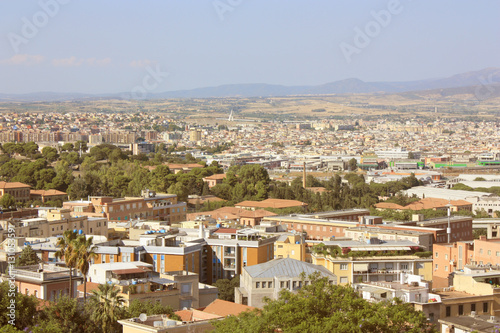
xmin=235 ymin=199 xmax=307 ymax=209
xmin=202 ymin=299 xmax=255 ymax=317
xmin=30 ymin=189 xmax=67 ymax=196
xmin=203 ymin=174 xmax=226 ymax=180
xmin=374 ymin=202 xmax=405 ymax=210
xmin=175 ymin=309 xmax=193 ymax=322
xmin=77 ymin=281 xmax=100 ymax=293
xmin=0 ymin=181 xmax=31 ymax=189
xmin=402 ymin=198 xmax=472 ymax=211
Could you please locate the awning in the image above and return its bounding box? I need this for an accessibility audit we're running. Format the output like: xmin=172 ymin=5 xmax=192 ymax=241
xmin=353 ymin=263 xmax=369 ymax=271
xmin=362 ymin=287 xmax=388 ymax=295
xmin=112 ymin=268 xmax=146 ymax=275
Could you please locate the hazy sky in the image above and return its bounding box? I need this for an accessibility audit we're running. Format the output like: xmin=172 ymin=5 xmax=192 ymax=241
xmin=1 ymin=0 xmax=499 ymax=94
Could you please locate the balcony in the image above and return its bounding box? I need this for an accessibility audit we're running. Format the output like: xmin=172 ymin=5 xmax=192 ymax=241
xmin=224 ymin=251 xmax=236 ymax=258
xmin=353 ymin=269 xmax=410 ymax=275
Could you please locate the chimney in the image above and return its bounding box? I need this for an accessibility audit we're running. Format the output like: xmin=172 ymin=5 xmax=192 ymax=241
xmin=303 ymin=162 xmax=306 ymax=188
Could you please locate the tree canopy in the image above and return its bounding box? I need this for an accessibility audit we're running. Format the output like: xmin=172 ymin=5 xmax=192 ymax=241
xmin=212 ymin=273 xmax=436 ymax=333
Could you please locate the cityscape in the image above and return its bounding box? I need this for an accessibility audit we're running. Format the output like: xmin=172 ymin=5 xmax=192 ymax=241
xmin=1 ymin=1 xmax=500 ymax=333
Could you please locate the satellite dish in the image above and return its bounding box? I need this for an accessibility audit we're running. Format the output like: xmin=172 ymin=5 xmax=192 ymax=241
xmin=139 ymin=313 xmax=147 ymax=322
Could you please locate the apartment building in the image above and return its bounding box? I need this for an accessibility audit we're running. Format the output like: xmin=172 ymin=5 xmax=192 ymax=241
xmin=0 ymin=208 xmax=108 ymax=241
xmin=205 ymin=228 xmax=277 ymax=283
xmin=0 ymin=181 xmax=31 ymax=203
xmin=63 ymin=189 xmax=187 ymax=224
xmin=85 ymin=262 xmax=217 ymax=309
xmin=311 ymin=240 xmax=433 ymax=286
xmin=466 ymin=195 xmax=500 ymax=217
xmin=262 ymin=215 xmax=359 ymax=240
xmin=345 ymin=227 xmax=434 ymax=251
xmin=432 ymin=241 xmax=474 ymax=289
xmin=29 ymin=189 xmax=68 ymax=203
xmin=274 ymin=234 xmax=306 ymax=261
xmin=6 ymin=263 xmax=82 ymax=301
xmin=235 ymin=258 xmax=336 ymax=307
xmin=411 ymin=215 xmax=474 ymax=243
xmin=415 ymin=266 xmax=500 ymax=328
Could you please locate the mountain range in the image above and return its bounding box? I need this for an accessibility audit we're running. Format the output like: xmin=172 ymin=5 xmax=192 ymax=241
xmin=1 ymin=67 xmax=499 ymax=102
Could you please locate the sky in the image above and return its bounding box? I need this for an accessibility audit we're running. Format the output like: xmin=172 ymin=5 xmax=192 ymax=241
xmin=0 ymin=0 xmax=499 ymax=94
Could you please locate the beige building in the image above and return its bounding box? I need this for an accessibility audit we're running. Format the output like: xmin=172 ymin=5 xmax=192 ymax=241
xmin=0 ymin=208 xmax=108 ymax=241
xmin=85 ymin=262 xmax=217 ymax=310
xmin=63 ymin=189 xmax=187 ymax=224
xmin=235 ymin=258 xmax=336 ymax=308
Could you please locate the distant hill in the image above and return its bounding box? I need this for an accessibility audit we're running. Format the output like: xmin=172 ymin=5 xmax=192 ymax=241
xmin=1 ymin=68 xmax=499 ymax=101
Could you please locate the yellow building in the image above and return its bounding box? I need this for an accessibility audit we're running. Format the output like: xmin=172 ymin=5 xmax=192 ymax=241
xmin=311 ymin=243 xmax=433 ymax=285
xmin=274 ymin=234 xmax=306 ymax=261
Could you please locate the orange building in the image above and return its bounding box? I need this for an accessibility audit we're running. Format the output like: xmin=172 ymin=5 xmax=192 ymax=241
xmin=432 ymin=241 xmax=474 ymax=288
xmin=205 ymin=229 xmax=277 ymax=283
xmin=30 ymin=189 xmax=68 ymax=203
xmin=473 ymin=236 xmax=500 ymax=267
xmin=0 ymin=181 xmax=31 ymax=204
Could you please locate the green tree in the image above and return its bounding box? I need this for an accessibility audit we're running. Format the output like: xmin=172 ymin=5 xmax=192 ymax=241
xmin=127 ymin=300 xmax=180 ymax=320
xmin=348 ymin=158 xmax=358 ymax=171
xmin=0 ymin=193 xmax=16 ymax=209
xmin=42 ymin=146 xmax=59 ymax=162
xmin=14 ymin=245 xmax=40 ymax=267
xmin=212 ymin=273 xmax=436 ymax=333
xmin=213 ymin=276 xmax=240 ymax=302
xmin=34 ymin=295 xmax=91 ymax=333
xmin=0 ymin=281 xmax=38 ymax=330
xmin=55 ymin=230 xmax=79 ymax=298
xmin=89 ymin=284 xmax=126 ymax=333
xmin=70 ymin=235 xmax=98 ymax=303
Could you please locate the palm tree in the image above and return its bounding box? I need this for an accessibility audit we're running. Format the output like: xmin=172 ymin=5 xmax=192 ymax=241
xmin=55 ymin=230 xmax=78 ymax=298
xmin=90 ymin=283 xmax=126 ymax=333
xmin=71 ymin=235 xmax=97 ymax=302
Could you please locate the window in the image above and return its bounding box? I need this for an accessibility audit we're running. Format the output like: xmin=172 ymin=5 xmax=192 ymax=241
xmin=401 ymin=263 xmax=408 ymax=270
xmin=446 ymin=306 xmax=451 ymax=317
xmin=480 ymin=249 xmax=483 ymax=254
xmin=445 ymin=254 xmax=448 ymax=260
xmin=496 ymin=252 xmax=500 ymax=257
xmin=280 ymin=281 xmax=285 ymax=288
xmin=435 ymin=252 xmax=438 ymax=258
xmin=445 ymin=266 xmax=448 ymax=272
xmin=340 ymin=277 xmax=348 ymax=284
xmin=471 ymin=303 xmax=476 ymax=312
xmin=256 ymin=282 xmax=260 ymax=288
xmin=459 ymin=305 xmax=463 ymax=315
xmin=25 ymin=288 xmax=29 ymax=295
xmin=340 ymin=264 xmax=348 ymax=270
xmin=483 ymin=302 xmax=489 ymax=313
xmin=488 ymin=250 xmax=492 ymax=255
xmin=34 ymin=290 xmax=38 ymax=297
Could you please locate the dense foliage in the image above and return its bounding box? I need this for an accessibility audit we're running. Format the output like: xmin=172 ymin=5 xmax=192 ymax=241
xmin=211 ymin=273 xmax=436 ymax=333
xmin=0 ymin=282 xmax=178 ymax=333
